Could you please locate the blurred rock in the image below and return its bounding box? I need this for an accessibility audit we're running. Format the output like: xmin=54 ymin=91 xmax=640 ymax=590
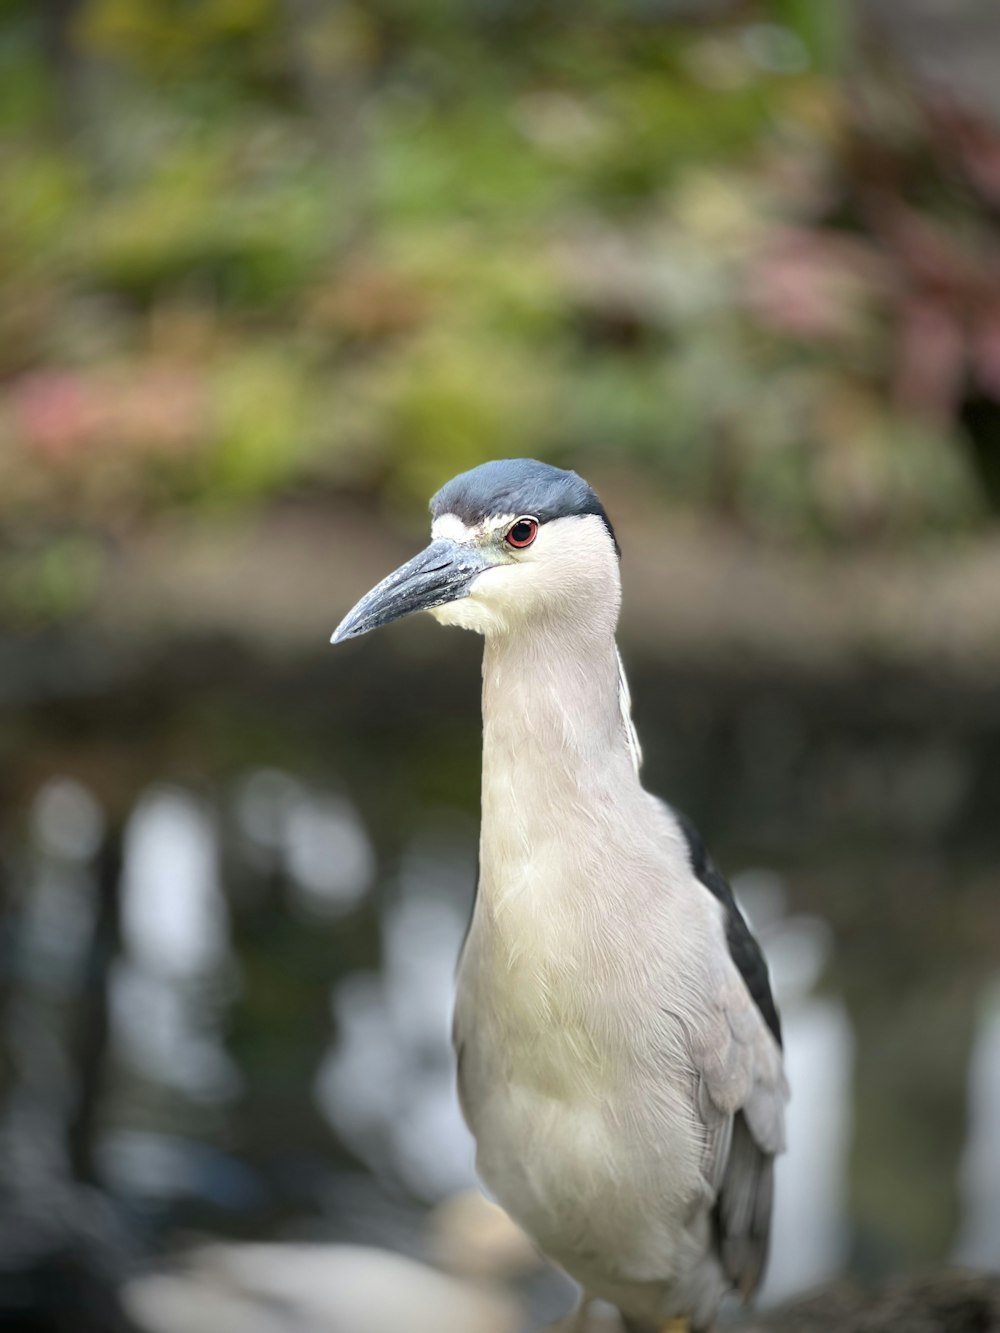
xmin=0 ymin=1179 xmax=137 ymax=1333
xmin=124 ymin=1242 xmax=521 ymax=1333
xmin=429 ymin=1190 xmax=543 ymax=1282
xmin=749 ymin=1270 xmax=1000 ymax=1333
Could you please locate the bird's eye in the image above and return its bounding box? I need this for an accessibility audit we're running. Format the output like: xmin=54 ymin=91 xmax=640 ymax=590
xmin=505 ymin=518 xmax=538 ymax=549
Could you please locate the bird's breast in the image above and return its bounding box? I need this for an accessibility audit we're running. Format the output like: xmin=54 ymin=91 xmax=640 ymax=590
xmin=455 ymin=905 xmax=706 ymax=1293
xmin=471 ymin=755 xmax=660 ymax=1088
xmin=462 ymin=832 xmax=653 ymax=1108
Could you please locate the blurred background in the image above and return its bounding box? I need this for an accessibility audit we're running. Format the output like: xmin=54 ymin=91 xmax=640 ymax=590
xmin=2 ymin=0 xmax=1000 ymax=1328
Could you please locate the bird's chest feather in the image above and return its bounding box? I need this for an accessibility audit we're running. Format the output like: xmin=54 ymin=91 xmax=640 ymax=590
xmin=454 ymin=744 xmax=710 ymax=1282
xmin=467 ymin=753 xmax=680 ymax=1096
xmin=472 ymin=777 xmax=627 ymax=1093
xmin=456 ymin=892 xmax=703 ymax=1284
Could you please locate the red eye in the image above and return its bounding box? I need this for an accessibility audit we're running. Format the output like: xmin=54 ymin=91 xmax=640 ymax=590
xmin=505 ymin=518 xmax=538 ymax=549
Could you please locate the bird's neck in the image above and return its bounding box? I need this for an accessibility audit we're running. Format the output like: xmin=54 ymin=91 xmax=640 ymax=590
xmin=481 ymin=619 xmax=626 ymax=769
xmin=477 ymin=616 xmax=642 ymax=917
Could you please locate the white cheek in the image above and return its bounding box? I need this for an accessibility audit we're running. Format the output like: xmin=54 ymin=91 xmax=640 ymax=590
xmin=430 ymin=598 xmax=495 ymax=633
xmin=470 ymin=564 xmax=528 ymax=615
xmin=429 ymin=566 xmax=524 ymax=636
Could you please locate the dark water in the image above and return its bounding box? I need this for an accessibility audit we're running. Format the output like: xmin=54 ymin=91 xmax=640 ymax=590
xmin=2 ymin=627 xmax=999 ymax=1313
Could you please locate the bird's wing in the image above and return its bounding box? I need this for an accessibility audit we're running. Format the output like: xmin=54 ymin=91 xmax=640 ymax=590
xmin=672 ymin=810 xmax=788 ymax=1299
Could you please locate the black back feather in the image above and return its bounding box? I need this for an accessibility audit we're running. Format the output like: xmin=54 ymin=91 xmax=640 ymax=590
xmin=674 ymin=810 xmax=782 ymax=1047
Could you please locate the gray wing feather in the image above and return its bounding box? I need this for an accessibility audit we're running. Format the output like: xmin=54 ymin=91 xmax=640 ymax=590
xmin=715 ymin=1113 xmax=775 ymax=1296
xmin=669 ymin=808 xmax=787 ymax=1297
xmin=689 ymin=948 xmax=787 ymax=1298
xmin=660 ymin=866 xmax=786 ymax=1305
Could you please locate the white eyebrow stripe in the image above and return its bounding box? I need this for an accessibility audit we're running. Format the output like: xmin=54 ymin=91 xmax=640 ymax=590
xmin=431 ymin=512 xmax=522 ymax=543
xmin=483 ymin=513 xmax=518 ymax=536
xmin=431 ymin=513 xmax=478 ymax=543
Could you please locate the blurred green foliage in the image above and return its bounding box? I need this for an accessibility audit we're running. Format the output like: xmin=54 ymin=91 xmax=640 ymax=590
xmin=2 ymin=0 xmax=999 ymax=624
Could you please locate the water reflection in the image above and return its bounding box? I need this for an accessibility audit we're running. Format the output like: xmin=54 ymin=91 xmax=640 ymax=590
xmin=22 ymin=780 xmax=103 ymax=982
xmin=765 ymin=985 xmax=853 ymax=1298
xmin=2 ymin=656 xmax=998 ymax=1318
xmin=731 ymin=873 xmax=852 ymax=1302
xmin=287 ymin=791 xmax=374 ymax=919
xmin=317 ymin=815 xmax=478 ymax=1200
xmin=112 ymin=786 xmax=239 ymax=1101
xmin=33 ymin=777 xmax=105 ymax=864
xmin=953 ymin=981 xmax=1000 ymax=1269
xmin=1 ymin=779 xmax=106 ymax=1182
xmin=235 ymin=768 xmax=375 ymax=918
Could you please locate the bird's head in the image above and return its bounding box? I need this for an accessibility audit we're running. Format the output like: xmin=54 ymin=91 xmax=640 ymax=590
xmin=331 ymin=458 xmax=620 ymax=643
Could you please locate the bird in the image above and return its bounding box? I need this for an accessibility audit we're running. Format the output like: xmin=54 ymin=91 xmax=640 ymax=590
xmin=331 ymin=459 xmax=788 ymax=1333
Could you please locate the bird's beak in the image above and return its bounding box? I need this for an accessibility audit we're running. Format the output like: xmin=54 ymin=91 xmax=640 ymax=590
xmin=331 ymin=539 xmax=490 ymax=644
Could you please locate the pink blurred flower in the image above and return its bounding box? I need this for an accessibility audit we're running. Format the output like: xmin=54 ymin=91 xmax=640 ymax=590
xmin=741 ymin=228 xmax=886 ymax=340
xmin=9 ymin=365 xmax=207 ymax=462
xmin=973 ymin=309 xmax=1000 ymax=399
xmin=10 ymin=372 xmax=99 ymax=460
xmin=892 ymin=295 xmax=965 ymax=422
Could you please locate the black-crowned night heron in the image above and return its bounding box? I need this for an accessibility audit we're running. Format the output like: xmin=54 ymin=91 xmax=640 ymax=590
xmin=332 ymin=459 xmax=787 ymax=1333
